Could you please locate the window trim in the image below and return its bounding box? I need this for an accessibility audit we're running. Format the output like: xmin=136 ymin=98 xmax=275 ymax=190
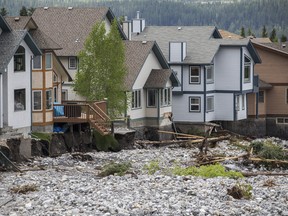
xmin=189 ymin=96 xmax=201 ymax=112
xmin=45 ymin=53 xmax=52 ymax=70
xmin=147 ymin=89 xmax=157 ymax=108
xmin=259 ymin=91 xmax=264 ymax=103
xmin=276 ymin=117 xmax=288 ymax=124
xmin=242 ymin=95 xmax=245 ymax=110
xmin=32 ymin=90 xmax=42 ymax=111
xmin=160 ymin=88 xmax=172 ymax=107
xmin=244 ymin=55 xmax=251 ymax=83
xmin=68 ymin=56 xmax=77 ymax=69
xmin=46 ymin=89 xmax=52 ymax=110
xmin=206 ymin=96 xmax=214 ymax=112
xmin=32 ymin=55 xmax=42 ymax=70
xmin=236 ymin=95 xmax=240 ymax=111
xmin=14 ymin=88 xmax=26 ymax=111
xmin=53 ymin=87 xmax=58 ymax=103
xmin=14 ymin=45 xmax=26 ymax=72
xmin=206 ymin=65 xmax=214 ymax=84
xmin=189 ymin=66 xmax=201 ymax=84
xmin=132 ymin=89 xmax=141 ymax=109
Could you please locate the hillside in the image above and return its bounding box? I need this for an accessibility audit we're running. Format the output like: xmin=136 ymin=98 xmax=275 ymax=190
xmin=1 ymin=0 xmax=287 ymax=38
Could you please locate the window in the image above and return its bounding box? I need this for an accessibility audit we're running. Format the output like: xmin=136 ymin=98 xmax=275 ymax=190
xmin=189 ymin=97 xmax=201 ymax=112
xmin=286 ymin=88 xmax=288 ymax=104
xmin=69 ymin=57 xmax=77 ymax=69
xmin=236 ymin=95 xmax=240 ymax=111
xmin=206 ymin=66 xmax=214 ymax=83
xmin=45 ymin=53 xmax=52 ymax=69
xmin=242 ymin=95 xmax=245 ymax=110
xmin=46 ymin=89 xmax=52 ymax=110
xmin=244 ymin=56 xmax=251 ymax=83
xmin=33 ymin=91 xmax=42 ymax=111
xmin=33 ymin=55 xmax=42 ymax=69
xmin=189 ymin=66 xmax=200 ymax=84
xmin=259 ymin=91 xmax=264 ymax=103
xmin=14 ymin=89 xmax=26 ymax=111
xmin=160 ymin=88 xmax=171 ymax=106
xmin=147 ymin=89 xmax=157 ymax=107
xmin=206 ymin=96 xmax=214 ymax=112
xmin=54 ymin=87 xmax=58 ymax=103
xmin=53 ymin=73 xmax=58 ymax=83
xmin=14 ymin=46 xmax=25 ymax=72
xmin=62 ymin=90 xmax=68 ymax=101
xmin=276 ymin=118 xmax=288 ymax=124
xmin=132 ymin=89 xmax=141 ymax=109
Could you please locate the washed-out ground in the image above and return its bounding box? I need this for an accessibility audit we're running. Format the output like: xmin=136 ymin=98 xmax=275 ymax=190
xmin=0 ymin=138 xmax=288 ymax=216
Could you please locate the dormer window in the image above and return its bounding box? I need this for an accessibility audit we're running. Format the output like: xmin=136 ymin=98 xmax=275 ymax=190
xmin=244 ymin=56 xmax=251 ymax=83
xmin=14 ymin=46 xmax=25 ymax=72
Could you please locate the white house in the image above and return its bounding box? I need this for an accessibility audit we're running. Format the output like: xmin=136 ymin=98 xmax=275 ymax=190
xmin=130 ymin=13 xmax=261 ymax=123
xmin=0 ymin=15 xmax=41 ymax=137
xmin=124 ymin=41 xmax=179 ymax=128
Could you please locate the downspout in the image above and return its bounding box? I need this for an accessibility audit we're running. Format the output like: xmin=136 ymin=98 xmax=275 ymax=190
xmin=256 ymin=92 xmax=259 ymax=119
xmin=204 ymin=66 xmax=206 ymax=123
xmin=0 ymin=73 xmax=3 ymax=128
xmin=157 ymin=89 xmax=160 ymax=126
xmin=30 ymin=56 xmax=33 ymax=133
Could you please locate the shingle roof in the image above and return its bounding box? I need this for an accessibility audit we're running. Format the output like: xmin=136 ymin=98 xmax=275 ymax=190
xmin=29 ymin=29 xmax=61 ymax=50
xmin=144 ymin=69 xmax=172 ymax=88
xmin=5 ymin=16 xmax=37 ymax=30
xmin=219 ymin=29 xmax=243 ymax=39
xmin=32 ymin=7 xmax=115 ymax=56
xmin=259 ymin=79 xmax=272 ymax=89
xmin=0 ymin=30 xmax=26 ymax=73
xmin=132 ymin=26 xmax=261 ymax=64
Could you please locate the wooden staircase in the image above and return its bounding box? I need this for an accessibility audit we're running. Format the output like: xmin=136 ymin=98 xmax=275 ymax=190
xmin=88 ymin=102 xmax=111 ymax=135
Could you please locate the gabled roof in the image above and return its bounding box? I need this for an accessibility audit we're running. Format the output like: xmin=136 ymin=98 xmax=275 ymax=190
xmin=0 ymin=14 xmax=11 ymax=32
xmin=0 ymin=30 xmax=42 ymax=74
xmin=219 ymin=29 xmax=243 ymax=40
xmin=144 ymin=69 xmax=179 ymax=88
xmin=124 ymin=40 xmax=175 ymax=90
xmin=32 ymin=7 xmax=127 ymax=56
xmin=252 ymin=40 xmax=288 ymax=57
xmin=132 ymin=26 xmax=221 ymax=64
xmin=29 ymin=29 xmax=62 ymax=50
xmin=5 ymin=16 xmax=37 ymax=30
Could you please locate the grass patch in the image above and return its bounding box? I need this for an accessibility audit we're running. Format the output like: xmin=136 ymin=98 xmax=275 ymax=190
xmin=92 ymin=130 xmax=120 ymax=152
xmin=31 ymin=132 xmax=52 ymax=142
xmin=98 ymin=161 xmax=131 ymax=177
xmin=251 ymin=140 xmax=287 ymax=160
xmin=227 ymin=182 xmax=253 ymax=199
xmin=172 ymin=164 xmax=243 ymax=179
xmin=143 ymin=160 xmax=160 ymax=175
xmin=10 ymin=184 xmax=38 ymax=194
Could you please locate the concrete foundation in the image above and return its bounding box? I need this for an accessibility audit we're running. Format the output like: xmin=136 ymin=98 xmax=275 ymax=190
xmin=266 ymin=118 xmax=288 ymax=140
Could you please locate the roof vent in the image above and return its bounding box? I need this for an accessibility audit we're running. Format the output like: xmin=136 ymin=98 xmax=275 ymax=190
xmin=177 ymin=27 xmax=182 ymax=30
xmin=14 ymin=17 xmax=20 ymax=21
xmin=282 ymin=43 xmax=286 ymax=48
xmin=142 ymin=41 xmax=147 ymax=44
xmin=44 ymin=7 xmax=49 ymax=10
xmin=68 ymin=7 xmax=73 ymax=10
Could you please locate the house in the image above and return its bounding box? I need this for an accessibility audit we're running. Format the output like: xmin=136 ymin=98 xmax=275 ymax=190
xmin=247 ymin=39 xmax=288 ymax=138
xmin=32 ymin=7 xmax=127 ymax=101
xmin=0 ymin=15 xmax=41 ymax=137
xmin=5 ymin=16 xmax=72 ymax=132
xmin=123 ymin=40 xmax=179 ymax=135
xmin=130 ymin=13 xmax=261 ymax=125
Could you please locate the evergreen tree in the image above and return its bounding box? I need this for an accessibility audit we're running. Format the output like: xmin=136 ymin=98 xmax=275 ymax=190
xmin=262 ymin=25 xmax=268 ymax=38
xmin=240 ymin=26 xmax=245 ymax=38
xmin=27 ymin=7 xmax=35 ymax=16
xmin=0 ymin=7 xmax=8 ymax=16
xmin=19 ymin=6 xmax=28 ymax=16
xmin=247 ymin=28 xmax=252 ymax=36
xmin=281 ymin=34 xmax=287 ymax=43
xmin=270 ymin=28 xmax=278 ymax=42
xmin=74 ymin=20 xmax=126 ymax=118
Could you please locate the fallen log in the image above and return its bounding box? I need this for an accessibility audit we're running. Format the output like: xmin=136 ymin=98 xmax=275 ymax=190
xmin=241 ymin=172 xmax=288 ymax=177
xmin=249 ymin=157 xmax=288 ymax=164
xmin=158 ymin=130 xmax=204 ymax=139
xmin=0 ymin=151 xmax=22 ymax=172
xmin=188 ymin=135 xmax=231 ymax=144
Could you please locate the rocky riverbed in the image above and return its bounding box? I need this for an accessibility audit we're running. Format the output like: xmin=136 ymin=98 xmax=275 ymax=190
xmin=0 ymin=139 xmax=288 ymax=216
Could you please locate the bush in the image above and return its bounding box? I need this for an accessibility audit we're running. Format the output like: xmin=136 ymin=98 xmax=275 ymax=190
xmin=172 ymin=164 xmax=243 ymax=179
xmin=143 ymin=160 xmax=160 ymax=175
xmin=251 ymin=140 xmax=286 ymax=160
xmin=92 ymin=130 xmax=121 ymax=152
xmin=227 ymin=183 xmax=253 ymax=199
xmin=98 ymin=161 xmax=131 ymax=177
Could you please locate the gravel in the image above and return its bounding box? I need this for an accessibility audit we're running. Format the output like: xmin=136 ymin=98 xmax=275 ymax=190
xmin=0 ymin=140 xmax=288 ymax=216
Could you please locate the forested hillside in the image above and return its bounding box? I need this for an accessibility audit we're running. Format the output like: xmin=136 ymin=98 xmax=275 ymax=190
xmin=1 ymin=0 xmax=287 ymax=38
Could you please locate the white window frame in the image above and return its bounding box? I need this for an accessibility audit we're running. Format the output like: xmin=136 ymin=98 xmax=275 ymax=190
xmin=206 ymin=65 xmax=214 ymax=84
xmin=242 ymin=95 xmax=245 ymax=110
xmin=14 ymin=89 xmax=26 ymax=111
xmin=32 ymin=90 xmax=42 ymax=111
xmin=236 ymin=95 xmax=240 ymax=111
xmin=132 ymin=89 xmax=141 ymax=109
xmin=45 ymin=53 xmax=52 ymax=69
xmin=147 ymin=89 xmax=157 ymax=107
xmin=189 ymin=66 xmax=201 ymax=84
xmin=206 ymin=96 xmax=214 ymax=112
xmin=46 ymin=89 xmax=52 ymax=110
xmin=160 ymin=88 xmax=171 ymax=107
xmin=189 ymin=96 xmax=201 ymax=112
xmin=276 ymin=117 xmax=288 ymax=124
xmin=68 ymin=57 xmax=77 ymax=69
xmin=244 ymin=56 xmax=251 ymax=83
xmin=32 ymin=55 xmax=42 ymax=70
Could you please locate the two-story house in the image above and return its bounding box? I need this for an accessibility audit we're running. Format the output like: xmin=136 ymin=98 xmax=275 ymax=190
xmin=130 ymin=14 xmax=261 ymax=125
xmin=0 ymin=15 xmax=41 ymax=137
xmin=32 ymin=7 xmax=127 ymax=101
xmin=5 ymin=16 xmax=72 ymax=132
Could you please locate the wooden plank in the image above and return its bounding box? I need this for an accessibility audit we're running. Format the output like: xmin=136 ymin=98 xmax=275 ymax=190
xmin=158 ymin=130 xmax=204 ymax=139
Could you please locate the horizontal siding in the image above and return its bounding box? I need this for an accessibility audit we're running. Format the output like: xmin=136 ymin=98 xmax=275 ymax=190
xmin=171 ymin=65 xmax=182 ymax=92
xmin=215 ymin=93 xmax=234 ymax=121
xmin=182 ymin=65 xmax=204 ymax=92
xmin=267 ymin=86 xmax=288 ymax=115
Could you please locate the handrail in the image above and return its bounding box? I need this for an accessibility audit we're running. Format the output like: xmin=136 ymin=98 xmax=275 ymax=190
xmin=91 ymin=102 xmax=111 ymax=122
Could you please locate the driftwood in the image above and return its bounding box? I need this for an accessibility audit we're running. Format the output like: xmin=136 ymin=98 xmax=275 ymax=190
xmin=158 ymin=130 xmax=204 ymax=139
xmin=241 ymin=172 xmax=288 ymax=177
xmin=0 ymin=197 xmax=15 ymax=208
xmin=0 ymin=151 xmax=22 ymax=172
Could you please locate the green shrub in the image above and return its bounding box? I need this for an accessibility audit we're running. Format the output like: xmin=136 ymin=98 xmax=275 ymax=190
xmin=172 ymin=164 xmax=243 ymax=179
xmin=251 ymin=140 xmax=286 ymax=160
xmin=227 ymin=182 xmax=253 ymax=199
xmin=98 ymin=161 xmax=131 ymax=177
xmin=92 ymin=130 xmax=121 ymax=152
xmin=31 ymin=132 xmax=52 ymax=142
xmin=143 ymin=160 xmax=160 ymax=174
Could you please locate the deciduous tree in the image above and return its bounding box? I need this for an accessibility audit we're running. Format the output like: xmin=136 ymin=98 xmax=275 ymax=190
xmin=74 ymin=20 xmax=126 ymax=118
